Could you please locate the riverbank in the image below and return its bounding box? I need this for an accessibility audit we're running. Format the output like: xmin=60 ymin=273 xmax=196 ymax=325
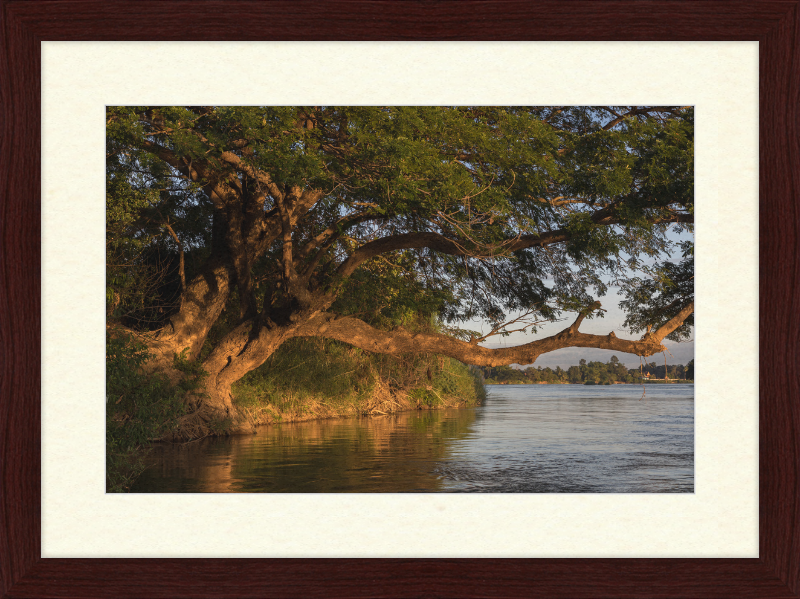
xmin=233 ymin=382 xmax=481 ymax=427
xmin=230 ymin=338 xmax=486 ymax=427
xmin=107 ymin=334 xmax=485 ymax=491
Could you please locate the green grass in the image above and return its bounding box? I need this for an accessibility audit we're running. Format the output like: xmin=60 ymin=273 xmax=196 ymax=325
xmin=232 ymin=337 xmax=485 ymax=421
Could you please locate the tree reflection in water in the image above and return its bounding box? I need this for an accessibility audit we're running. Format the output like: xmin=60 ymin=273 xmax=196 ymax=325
xmin=132 ymin=408 xmax=479 ymax=493
xmin=132 ymin=385 xmax=693 ymax=493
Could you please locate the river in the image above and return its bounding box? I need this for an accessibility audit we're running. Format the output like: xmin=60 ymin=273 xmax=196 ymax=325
xmin=131 ymin=384 xmax=694 ymax=493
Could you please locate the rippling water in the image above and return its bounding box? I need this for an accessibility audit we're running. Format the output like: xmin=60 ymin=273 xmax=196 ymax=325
xmin=131 ymin=384 xmax=693 ymax=493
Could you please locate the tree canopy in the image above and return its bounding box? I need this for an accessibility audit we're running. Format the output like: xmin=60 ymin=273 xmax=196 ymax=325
xmin=106 ymin=106 xmax=694 ymax=414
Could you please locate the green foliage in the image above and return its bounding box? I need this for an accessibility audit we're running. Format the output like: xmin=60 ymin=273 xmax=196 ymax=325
xmin=232 ymin=334 xmax=484 ymax=417
xmin=106 ymin=333 xmax=186 ymax=492
xmin=408 ymin=388 xmax=440 ymax=408
xmin=620 ymin=249 xmax=694 ymax=341
xmin=232 ymin=337 xmax=377 ymax=414
xmin=330 ymin=252 xmax=453 ymax=327
xmin=107 ymin=106 xmax=693 ymax=342
xmin=106 ymin=107 xmax=213 ymax=328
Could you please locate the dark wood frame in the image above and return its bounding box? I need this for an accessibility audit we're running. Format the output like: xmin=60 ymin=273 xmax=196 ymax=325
xmin=1 ymin=1 xmax=797 ymax=597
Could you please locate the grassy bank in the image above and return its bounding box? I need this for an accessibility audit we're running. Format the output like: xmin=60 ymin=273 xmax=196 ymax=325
xmin=232 ymin=337 xmax=486 ymax=426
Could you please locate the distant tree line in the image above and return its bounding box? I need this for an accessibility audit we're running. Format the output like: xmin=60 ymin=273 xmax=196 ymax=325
xmin=481 ymin=357 xmax=694 ymax=384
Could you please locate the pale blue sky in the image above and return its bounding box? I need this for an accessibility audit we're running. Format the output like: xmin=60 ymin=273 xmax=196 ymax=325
xmin=474 ymin=228 xmax=694 ymax=369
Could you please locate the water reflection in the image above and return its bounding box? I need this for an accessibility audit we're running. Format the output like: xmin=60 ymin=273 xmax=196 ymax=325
xmin=132 ymin=385 xmax=693 ymax=493
xmin=133 ymin=408 xmax=479 ymax=493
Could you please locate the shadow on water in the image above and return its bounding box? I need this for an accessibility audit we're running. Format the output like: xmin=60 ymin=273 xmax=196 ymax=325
xmin=131 ymin=385 xmax=693 ymax=493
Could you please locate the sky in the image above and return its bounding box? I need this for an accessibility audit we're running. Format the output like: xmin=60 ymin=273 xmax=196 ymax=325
xmin=478 ymin=287 xmax=694 ymax=370
xmin=474 ymin=229 xmax=694 ymax=370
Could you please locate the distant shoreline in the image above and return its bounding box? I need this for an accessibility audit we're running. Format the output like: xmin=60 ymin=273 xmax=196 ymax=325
xmin=485 ymin=381 xmax=695 ymax=386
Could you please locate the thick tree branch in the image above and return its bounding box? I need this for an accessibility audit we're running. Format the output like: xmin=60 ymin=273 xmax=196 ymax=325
xmin=295 ymin=303 xmax=689 ymax=368
xmin=217 ymin=149 xmax=285 ymax=201
xmin=275 ymin=192 xmax=295 ymax=283
xmin=601 ymin=106 xmax=692 ymax=130
xmin=650 ymin=301 xmax=694 ymax=343
xmin=162 ymin=223 xmax=186 ymax=293
xmin=139 ymin=140 xmax=192 ymax=179
xmin=336 ymin=210 xmax=692 ymax=279
xmin=295 ymin=212 xmax=378 ymax=262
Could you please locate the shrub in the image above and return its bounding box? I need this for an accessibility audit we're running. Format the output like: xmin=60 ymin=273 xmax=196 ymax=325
xmin=106 ymin=333 xmax=185 ymax=492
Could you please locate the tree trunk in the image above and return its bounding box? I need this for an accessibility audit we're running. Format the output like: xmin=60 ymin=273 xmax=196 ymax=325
xmin=108 ymin=259 xmax=238 ymax=437
xmin=196 ymin=319 xmax=296 ymax=416
xmin=148 ymin=258 xmax=234 ymax=360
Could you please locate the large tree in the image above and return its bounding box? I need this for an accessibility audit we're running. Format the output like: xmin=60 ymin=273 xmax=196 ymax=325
xmin=106 ymin=106 xmax=694 ymax=422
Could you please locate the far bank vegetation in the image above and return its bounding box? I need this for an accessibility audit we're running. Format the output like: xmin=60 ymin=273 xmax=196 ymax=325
xmin=481 ymin=357 xmax=694 ymax=385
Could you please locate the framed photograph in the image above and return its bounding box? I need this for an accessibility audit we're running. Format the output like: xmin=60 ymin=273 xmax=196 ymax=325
xmin=2 ymin=2 xmax=797 ymax=597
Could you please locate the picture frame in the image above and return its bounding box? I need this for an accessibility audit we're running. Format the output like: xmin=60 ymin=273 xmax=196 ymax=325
xmin=1 ymin=1 xmax=797 ymax=597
